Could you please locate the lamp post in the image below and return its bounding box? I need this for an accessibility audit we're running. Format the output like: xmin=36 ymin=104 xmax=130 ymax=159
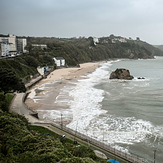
xmin=153 ymin=149 xmax=156 ymax=163
xmin=74 ymin=121 xmax=78 ymax=144
xmin=60 ymin=113 xmax=63 ymax=129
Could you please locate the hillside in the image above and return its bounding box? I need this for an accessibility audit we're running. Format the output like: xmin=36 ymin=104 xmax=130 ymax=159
xmin=133 ymin=40 xmax=163 ymax=56
xmin=0 ymin=108 xmax=106 ymax=162
xmin=0 ymin=52 xmax=55 ymax=82
xmin=25 ymin=35 xmax=157 ymax=66
xmin=154 ymin=45 xmax=163 ymax=52
xmin=27 ymin=36 xmax=156 ymax=64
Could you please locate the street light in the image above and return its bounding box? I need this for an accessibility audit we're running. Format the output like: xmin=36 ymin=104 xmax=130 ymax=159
xmin=60 ymin=113 xmax=63 ymax=129
xmin=74 ymin=121 xmax=78 ymax=144
xmin=153 ymin=149 xmax=156 ymax=163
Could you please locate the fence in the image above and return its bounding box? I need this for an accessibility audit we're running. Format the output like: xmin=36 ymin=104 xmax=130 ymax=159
xmin=34 ymin=121 xmax=151 ymax=163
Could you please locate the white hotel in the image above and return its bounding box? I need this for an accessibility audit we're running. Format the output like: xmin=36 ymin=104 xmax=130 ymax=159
xmin=0 ymin=34 xmax=27 ymax=57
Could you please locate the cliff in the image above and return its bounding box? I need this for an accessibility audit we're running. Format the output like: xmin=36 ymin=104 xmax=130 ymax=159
xmin=25 ymin=35 xmax=158 ymax=67
xmin=154 ymin=45 xmax=163 ymax=52
xmin=133 ymin=40 xmax=163 ymax=56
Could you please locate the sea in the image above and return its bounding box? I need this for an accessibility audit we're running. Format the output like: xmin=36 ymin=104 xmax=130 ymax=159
xmin=34 ymin=56 xmax=163 ymax=163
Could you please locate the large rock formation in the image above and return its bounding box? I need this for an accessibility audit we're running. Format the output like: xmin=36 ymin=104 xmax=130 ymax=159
xmin=109 ymin=68 xmax=134 ymax=80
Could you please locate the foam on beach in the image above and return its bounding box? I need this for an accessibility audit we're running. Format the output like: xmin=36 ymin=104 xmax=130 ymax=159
xmin=37 ymin=109 xmax=73 ymax=122
xmin=66 ymin=62 xmax=110 ymax=131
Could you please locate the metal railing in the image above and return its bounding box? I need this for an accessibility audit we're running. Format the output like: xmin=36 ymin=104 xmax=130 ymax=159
xmin=33 ymin=121 xmax=151 ymax=163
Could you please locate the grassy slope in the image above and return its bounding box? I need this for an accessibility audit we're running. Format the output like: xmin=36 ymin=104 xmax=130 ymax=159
xmin=0 ymin=110 xmax=107 ymax=163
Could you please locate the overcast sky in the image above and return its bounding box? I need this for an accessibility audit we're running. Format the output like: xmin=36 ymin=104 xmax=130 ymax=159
xmin=0 ymin=0 xmax=163 ymax=44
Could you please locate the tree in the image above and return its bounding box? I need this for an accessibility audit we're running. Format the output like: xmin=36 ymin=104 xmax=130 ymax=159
xmin=0 ymin=94 xmax=8 ymax=112
xmin=0 ymin=68 xmax=26 ymax=94
xmin=25 ymin=43 xmax=32 ymax=53
xmin=88 ymin=37 xmax=95 ymax=47
xmin=24 ymin=56 xmax=39 ymax=68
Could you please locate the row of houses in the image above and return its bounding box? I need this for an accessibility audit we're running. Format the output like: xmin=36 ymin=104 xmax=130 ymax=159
xmin=0 ymin=34 xmax=27 ymax=57
xmin=111 ymin=37 xmax=127 ymax=43
xmin=31 ymin=44 xmax=47 ymax=50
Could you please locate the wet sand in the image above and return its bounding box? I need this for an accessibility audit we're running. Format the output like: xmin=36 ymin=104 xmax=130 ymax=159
xmin=25 ymin=62 xmax=103 ymax=113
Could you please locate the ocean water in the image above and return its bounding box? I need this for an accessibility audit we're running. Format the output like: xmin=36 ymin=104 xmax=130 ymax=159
xmin=34 ymin=57 xmax=163 ymax=162
xmin=62 ymin=57 xmax=163 ymax=163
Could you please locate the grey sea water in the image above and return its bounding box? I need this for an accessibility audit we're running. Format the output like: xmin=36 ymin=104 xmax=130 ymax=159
xmin=66 ymin=57 xmax=163 ymax=163
xmin=36 ymin=56 xmax=163 ymax=162
xmin=94 ymin=57 xmax=163 ymax=162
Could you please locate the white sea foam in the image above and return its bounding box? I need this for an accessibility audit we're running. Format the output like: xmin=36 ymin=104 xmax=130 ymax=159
xmin=37 ymin=109 xmax=73 ymax=122
xmin=133 ymin=77 xmax=150 ymax=82
xmin=87 ymin=116 xmax=158 ymax=145
xmin=66 ymin=62 xmax=111 ymax=131
xmin=28 ymin=89 xmax=36 ymax=99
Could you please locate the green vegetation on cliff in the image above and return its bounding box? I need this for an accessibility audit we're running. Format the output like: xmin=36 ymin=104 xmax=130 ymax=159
xmin=0 ymin=93 xmax=14 ymax=112
xmin=0 ymin=109 xmax=106 ymax=162
xmin=26 ymin=35 xmax=159 ymax=66
xmin=0 ymin=49 xmax=55 ymax=93
xmin=134 ymin=39 xmax=163 ymax=56
xmin=154 ymin=45 xmax=163 ymax=52
xmin=0 ymin=69 xmax=26 ymax=94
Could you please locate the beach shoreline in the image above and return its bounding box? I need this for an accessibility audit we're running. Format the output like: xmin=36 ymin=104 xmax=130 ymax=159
xmin=25 ymin=62 xmax=103 ymax=114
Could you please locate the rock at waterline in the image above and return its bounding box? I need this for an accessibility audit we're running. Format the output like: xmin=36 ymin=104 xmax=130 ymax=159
xmin=137 ymin=77 xmax=145 ymax=79
xmin=109 ymin=68 xmax=134 ymax=80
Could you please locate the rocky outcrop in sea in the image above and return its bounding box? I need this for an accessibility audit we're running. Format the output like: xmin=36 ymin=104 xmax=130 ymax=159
xmin=109 ymin=68 xmax=134 ymax=80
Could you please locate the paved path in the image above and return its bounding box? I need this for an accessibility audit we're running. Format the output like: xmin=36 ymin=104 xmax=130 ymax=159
xmin=10 ymin=93 xmax=40 ymax=123
xmin=25 ymin=75 xmax=43 ymax=90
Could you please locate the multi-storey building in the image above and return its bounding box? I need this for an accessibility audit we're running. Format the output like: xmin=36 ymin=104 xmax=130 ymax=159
xmin=0 ymin=36 xmax=8 ymax=44
xmin=0 ymin=43 xmax=10 ymax=57
xmin=8 ymin=34 xmax=17 ymax=54
xmin=17 ymin=38 xmax=27 ymax=53
xmin=0 ymin=34 xmax=27 ymax=57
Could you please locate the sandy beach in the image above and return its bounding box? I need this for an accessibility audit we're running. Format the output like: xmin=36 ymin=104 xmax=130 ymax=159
xmin=40 ymin=62 xmax=102 ymax=84
xmin=25 ymin=62 xmax=103 ymax=117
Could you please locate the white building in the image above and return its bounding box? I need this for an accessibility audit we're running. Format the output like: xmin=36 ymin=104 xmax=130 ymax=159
xmin=17 ymin=38 xmax=27 ymax=53
xmin=119 ymin=38 xmax=127 ymax=43
xmin=93 ymin=37 xmax=99 ymax=45
xmin=8 ymin=34 xmax=17 ymax=55
xmin=53 ymin=57 xmax=65 ymax=67
xmin=32 ymin=44 xmax=47 ymax=50
xmin=0 ymin=43 xmax=10 ymax=56
xmin=0 ymin=34 xmax=17 ymax=55
xmin=0 ymin=37 xmax=8 ymax=44
xmin=0 ymin=34 xmax=27 ymax=56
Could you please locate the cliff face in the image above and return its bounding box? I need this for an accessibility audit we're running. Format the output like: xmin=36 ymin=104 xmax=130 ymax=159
xmin=154 ymin=45 xmax=163 ymax=52
xmin=134 ymin=40 xmax=163 ymax=56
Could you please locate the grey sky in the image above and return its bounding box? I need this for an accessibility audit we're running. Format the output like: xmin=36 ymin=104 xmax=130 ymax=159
xmin=0 ymin=0 xmax=163 ymax=44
